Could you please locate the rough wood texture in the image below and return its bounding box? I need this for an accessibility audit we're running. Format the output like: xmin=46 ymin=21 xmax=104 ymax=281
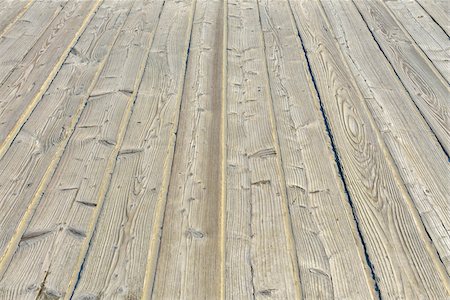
xmin=385 ymin=0 xmax=450 ymax=82
xmin=289 ymin=0 xmax=449 ymax=298
xmin=352 ymin=0 xmax=450 ymax=155
xmin=258 ymin=0 xmax=376 ymax=298
xmin=72 ymin=0 xmax=195 ymax=298
xmin=417 ymin=0 xmax=450 ymax=36
xmin=0 ymin=0 xmax=100 ymax=154
xmin=0 ymin=0 xmax=128 ymax=277
xmin=0 ymin=1 xmax=449 ymax=299
xmin=151 ymin=0 xmax=225 ymax=299
xmin=0 ymin=0 xmax=34 ymax=38
xmin=225 ymin=1 xmax=301 ymax=298
xmin=322 ymin=0 xmax=450 ymax=275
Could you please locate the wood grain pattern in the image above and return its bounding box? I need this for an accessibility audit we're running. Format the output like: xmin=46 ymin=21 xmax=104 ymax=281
xmin=0 ymin=0 xmax=101 ymax=155
xmin=0 ymin=0 xmax=66 ymax=85
xmin=352 ymin=0 xmax=450 ymax=155
xmin=0 ymin=0 xmax=129 ymax=279
xmin=258 ymin=0 xmax=376 ymax=298
xmin=321 ymin=0 xmax=450 ymax=274
xmin=151 ymin=0 xmax=225 ymax=298
xmin=0 ymin=0 xmax=35 ymax=38
xmin=72 ymin=1 xmax=196 ymax=299
xmin=289 ymin=0 xmax=449 ymax=298
xmin=0 ymin=1 xmax=136 ymax=298
xmin=385 ymin=0 xmax=450 ymax=82
xmin=225 ymin=0 xmax=301 ymax=298
xmin=0 ymin=0 xmax=448 ymax=298
xmin=417 ymin=0 xmax=450 ymax=36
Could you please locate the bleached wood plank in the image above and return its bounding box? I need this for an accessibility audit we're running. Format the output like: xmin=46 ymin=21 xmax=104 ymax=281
xmin=225 ymin=0 xmax=301 ymax=298
xmin=0 ymin=0 xmax=114 ymax=275
xmin=417 ymin=0 xmax=450 ymax=36
xmin=0 ymin=0 xmax=35 ymax=38
xmin=385 ymin=0 xmax=450 ymax=81
xmin=257 ymin=0 xmax=376 ymax=298
xmin=0 ymin=0 xmax=66 ymax=85
xmin=288 ymin=0 xmax=450 ymax=298
xmin=0 ymin=0 xmax=102 ymax=156
xmin=150 ymin=0 xmax=225 ymax=298
xmin=322 ymin=0 xmax=450 ymax=274
xmin=0 ymin=1 xmax=137 ymax=299
xmin=352 ymin=0 xmax=450 ymax=155
xmin=72 ymin=1 xmax=196 ymax=299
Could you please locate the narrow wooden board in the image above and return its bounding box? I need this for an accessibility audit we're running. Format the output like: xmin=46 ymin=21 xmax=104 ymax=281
xmin=289 ymin=0 xmax=449 ymax=298
xmin=225 ymin=0 xmax=301 ymax=298
xmin=352 ymin=0 xmax=450 ymax=155
xmin=0 ymin=0 xmax=66 ymax=85
xmin=150 ymin=0 xmax=224 ymax=298
xmin=322 ymin=0 xmax=450 ymax=274
xmin=72 ymin=1 xmax=196 ymax=299
xmin=384 ymin=0 xmax=450 ymax=81
xmin=0 ymin=1 xmax=135 ymax=298
xmin=0 ymin=0 xmax=101 ymax=155
xmin=0 ymin=0 xmax=35 ymax=38
xmin=417 ymin=0 xmax=450 ymax=36
xmin=258 ymin=0 xmax=376 ymax=298
xmin=0 ymin=0 xmax=122 ymax=274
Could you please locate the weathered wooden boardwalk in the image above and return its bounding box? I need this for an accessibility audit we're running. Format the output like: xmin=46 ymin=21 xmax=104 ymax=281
xmin=0 ymin=0 xmax=448 ymax=299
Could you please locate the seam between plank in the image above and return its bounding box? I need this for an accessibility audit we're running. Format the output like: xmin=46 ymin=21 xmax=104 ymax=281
xmin=219 ymin=0 xmax=228 ymax=298
xmin=140 ymin=1 xmax=197 ymax=298
xmin=0 ymin=0 xmax=106 ymax=278
xmin=0 ymin=0 xmax=103 ymax=160
xmin=351 ymin=0 xmax=449 ymax=159
xmin=0 ymin=0 xmax=35 ymax=38
xmin=64 ymin=2 xmax=169 ymax=298
xmin=350 ymin=0 xmax=450 ymax=285
xmin=255 ymin=1 xmax=303 ymax=298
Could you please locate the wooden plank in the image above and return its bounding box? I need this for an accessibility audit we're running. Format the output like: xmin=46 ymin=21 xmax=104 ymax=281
xmin=0 ymin=0 xmax=35 ymax=38
xmin=322 ymin=0 xmax=450 ymax=273
xmin=0 ymin=0 xmax=166 ymax=298
xmin=224 ymin=0 xmax=301 ymax=298
xmin=0 ymin=0 xmax=66 ymax=85
xmin=0 ymin=0 xmax=115 ymax=273
xmin=0 ymin=1 xmax=135 ymax=298
xmin=149 ymin=0 xmax=225 ymax=298
xmin=288 ymin=0 xmax=450 ymax=298
xmin=417 ymin=0 xmax=450 ymax=36
xmin=384 ymin=0 xmax=450 ymax=81
xmin=352 ymin=0 xmax=450 ymax=155
xmin=257 ymin=0 xmax=376 ymax=298
xmin=72 ymin=1 xmax=196 ymax=299
xmin=0 ymin=0 xmax=102 ymax=156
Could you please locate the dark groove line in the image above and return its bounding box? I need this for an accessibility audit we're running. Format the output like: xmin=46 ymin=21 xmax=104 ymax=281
xmin=0 ymin=0 xmax=108 ymax=283
xmin=286 ymin=1 xmax=382 ymax=299
xmin=69 ymin=1 xmax=167 ymax=298
xmin=351 ymin=1 xmax=450 ymax=161
xmin=148 ymin=1 xmax=196 ymax=296
xmin=255 ymin=0 xmax=303 ymax=297
xmin=0 ymin=1 xmax=69 ymax=87
xmin=415 ymin=0 xmax=450 ymax=39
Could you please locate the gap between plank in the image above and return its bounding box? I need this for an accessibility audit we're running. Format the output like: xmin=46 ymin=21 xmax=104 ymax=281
xmin=255 ymin=0 xmax=303 ymax=298
xmin=351 ymin=0 xmax=449 ymax=159
xmin=219 ymin=0 xmax=228 ymax=298
xmin=65 ymin=2 xmax=169 ymax=298
xmin=0 ymin=0 xmax=104 ymax=161
xmin=350 ymin=0 xmax=450 ymax=283
xmin=286 ymin=0 xmax=382 ymax=298
xmin=0 ymin=0 xmax=35 ymax=38
xmin=415 ymin=0 xmax=450 ymax=39
xmin=140 ymin=1 xmax=197 ymax=298
xmin=0 ymin=0 xmax=106 ymax=278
